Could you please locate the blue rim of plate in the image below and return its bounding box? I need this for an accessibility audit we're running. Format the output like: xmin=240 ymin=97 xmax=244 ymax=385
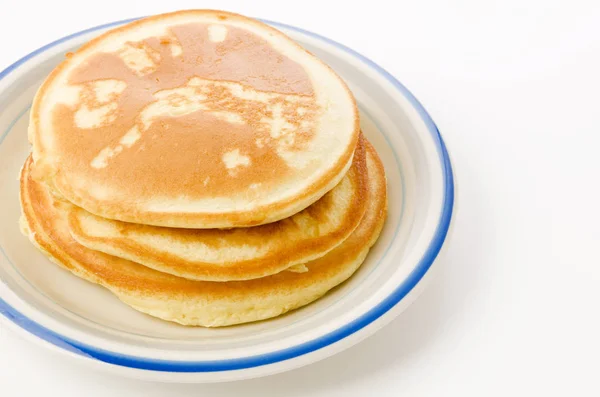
xmin=0 ymin=17 xmax=454 ymax=373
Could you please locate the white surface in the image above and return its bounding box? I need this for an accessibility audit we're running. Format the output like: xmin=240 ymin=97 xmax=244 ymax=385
xmin=1 ymin=0 xmax=599 ymax=394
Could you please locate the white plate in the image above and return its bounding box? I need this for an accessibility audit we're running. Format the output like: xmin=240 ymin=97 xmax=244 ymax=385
xmin=0 ymin=18 xmax=454 ymax=383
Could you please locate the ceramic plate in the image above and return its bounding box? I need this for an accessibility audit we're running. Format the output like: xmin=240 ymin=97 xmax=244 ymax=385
xmin=0 ymin=18 xmax=454 ymax=383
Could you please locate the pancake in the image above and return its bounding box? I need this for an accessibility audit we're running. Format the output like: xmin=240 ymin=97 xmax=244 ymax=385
xmin=67 ymin=137 xmax=368 ymax=281
xmin=29 ymin=10 xmax=360 ymax=229
xmin=19 ymin=141 xmax=386 ymax=327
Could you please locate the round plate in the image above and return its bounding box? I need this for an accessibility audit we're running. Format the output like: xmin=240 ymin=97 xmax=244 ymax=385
xmin=0 ymin=18 xmax=454 ymax=383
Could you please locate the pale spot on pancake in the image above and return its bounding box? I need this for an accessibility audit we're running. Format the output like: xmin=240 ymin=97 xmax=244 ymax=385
xmin=118 ymin=43 xmax=160 ymax=76
xmin=58 ymin=85 xmax=83 ymax=106
xmin=286 ymin=264 xmax=309 ymax=273
xmin=280 ymin=134 xmax=295 ymax=146
xmin=74 ymin=102 xmax=118 ymax=129
xmin=223 ymin=149 xmax=251 ymax=174
xmin=92 ymin=79 xmax=127 ymax=103
xmin=163 ymin=34 xmax=183 ymax=57
xmin=187 ymin=77 xmax=205 ymax=87
xmin=225 ymin=82 xmax=274 ymax=102
xmin=188 ymin=78 xmax=312 ymax=105
xmin=144 ymin=85 xmax=244 ymax=127
xmin=86 ymin=181 xmax=113 ymax=199
xmin=209 ymin=111 xmax=244 ymax=124
xmin=141 ymin=88 xmax=208 ymax=129
xmin=119 ymin=126 xmax=141 ymax=147
xmin=260 ymin=103 xmax=297 ymax=139
xmin=249 ymin=183 xmax=261 ymax=189
xmin=255 ymin=138 xmax=265 ymax=148
xmin=285 ymin=96 xmax=304 ymax=104
xmin=207 ymin=24 xmax=228 ymax=42
xmin=68 ymin=79 xmax=127 ymax=129
xmin=297 ymin=107 xmax=307 ymax=115
xmin=88 ymin=120 xmax=139 ymax=169
xmin=202 ymin=176 xmax=210 ymax=186
xmin=277 ymin=147 xmax=312 ymax=170
xmin=170 ymin=43 xmax=183 ymax=57
xmin=264 ymin=103 xmax=284 ymax=138
xmin=91 ymin=146 xmax=123 ymax=169
xmin=275 ymin=130 xmax=311 ymax=170
xmin=153 ymin=85 xmax=203 ymax=100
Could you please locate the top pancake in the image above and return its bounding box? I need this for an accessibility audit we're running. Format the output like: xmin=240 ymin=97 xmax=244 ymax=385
xmin=29 ymin=10 xmax=360 ymax=228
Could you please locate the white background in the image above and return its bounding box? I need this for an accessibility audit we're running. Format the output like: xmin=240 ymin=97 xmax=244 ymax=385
xmin=1 ymin=0 xmax=600 ymax=395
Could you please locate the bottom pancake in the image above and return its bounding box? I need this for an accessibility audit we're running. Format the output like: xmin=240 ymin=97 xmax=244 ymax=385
xmin=19 ymin=142 xmax=387 ymax=327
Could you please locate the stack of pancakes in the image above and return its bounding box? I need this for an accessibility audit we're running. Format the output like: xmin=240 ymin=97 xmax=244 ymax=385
xmin=19 ymin=10 xmax=387 ymax=327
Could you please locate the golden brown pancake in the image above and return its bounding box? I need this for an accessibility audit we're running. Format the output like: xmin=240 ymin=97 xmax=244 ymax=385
xmin=29 ymin=10 xmax=360 ymax=228
xmin=67 ymin=137 xmax=367 ymax=281
xmin=20 ymin=141 xmax=386 ymax=327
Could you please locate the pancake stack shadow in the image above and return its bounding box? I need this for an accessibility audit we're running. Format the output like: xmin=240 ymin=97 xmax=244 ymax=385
xmin=19 ymin=10 xmax=387 ymax=327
